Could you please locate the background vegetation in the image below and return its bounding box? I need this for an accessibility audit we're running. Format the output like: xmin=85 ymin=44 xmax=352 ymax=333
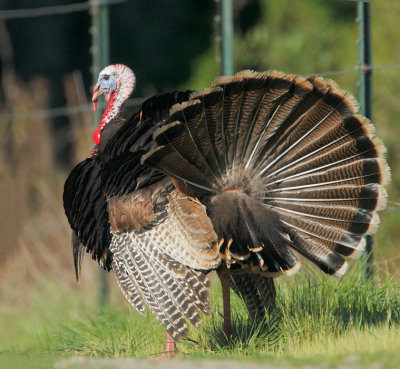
xmin=0 ymin=1 xmax=399 ymax=368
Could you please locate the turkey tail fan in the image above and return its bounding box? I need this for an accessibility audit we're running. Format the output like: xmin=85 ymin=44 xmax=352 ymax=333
xmin=142 ymin=70 xmax=389 ymax=277
xmin=110 ymin=230 xmax=211 ymax=340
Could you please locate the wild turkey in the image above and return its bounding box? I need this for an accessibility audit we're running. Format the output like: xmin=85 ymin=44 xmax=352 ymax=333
xmin=63 ymin=64 xmax=389 ymax=354
xmin=64 ymin=65 xmax=218 ymax=355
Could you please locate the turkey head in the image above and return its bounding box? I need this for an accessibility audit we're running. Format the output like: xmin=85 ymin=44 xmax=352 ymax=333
xmin=92 ymin=64 xmax=136 ymax=145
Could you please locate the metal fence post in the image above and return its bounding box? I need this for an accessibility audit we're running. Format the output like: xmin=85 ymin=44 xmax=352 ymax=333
xmin=90 ymin=0 xmax=110 ymax=308
xmin=216 ymin=0 xmax=233 ymax=76
xmin=357 ymin=1 xmax=374 ymax=278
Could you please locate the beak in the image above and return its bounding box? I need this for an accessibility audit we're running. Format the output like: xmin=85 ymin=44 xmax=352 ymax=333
xmin=92 ymin=83 xmax=104 ymax=112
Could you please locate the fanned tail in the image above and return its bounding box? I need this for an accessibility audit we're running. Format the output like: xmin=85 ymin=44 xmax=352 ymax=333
xmin=142 ymin=71 xmax=389 ymax=277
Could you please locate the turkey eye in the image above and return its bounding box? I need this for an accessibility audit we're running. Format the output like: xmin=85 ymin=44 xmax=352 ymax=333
xmin=104 ymin=75 xmax=109 ymax=80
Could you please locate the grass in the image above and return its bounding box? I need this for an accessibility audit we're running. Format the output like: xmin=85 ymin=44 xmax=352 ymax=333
xmin=1 ymin=262 xmax=400 ymax=368
xmin=187 ymin=263 xmax=399 ymax=356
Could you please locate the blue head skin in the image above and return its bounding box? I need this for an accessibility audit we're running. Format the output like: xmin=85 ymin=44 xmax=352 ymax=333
xmin=92 ymin=66 xmax=119 ymax=110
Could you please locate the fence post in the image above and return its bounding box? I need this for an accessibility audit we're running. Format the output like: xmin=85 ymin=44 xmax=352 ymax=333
xmin=90 ymin=0 xmax=110 ymax=308
xmin=216 ymin=0 xmax=233 ymax=76
xmin=357 ymin=1 xmax=374 ymax=278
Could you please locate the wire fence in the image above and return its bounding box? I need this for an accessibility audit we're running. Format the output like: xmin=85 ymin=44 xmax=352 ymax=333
xmin=1 ymin=0 xmax=400 ymax=123
xmin=317 ymin=63 xmax=400 ymax=77
xmin=0 ymin=97 xmax=146 ymax=123
xmin=1 ymin=62 xmax=400 ymax=124
xmin=0 ymin=0 xmax=128 ymax=20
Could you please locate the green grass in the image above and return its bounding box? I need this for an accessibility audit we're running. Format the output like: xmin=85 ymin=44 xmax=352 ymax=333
xmin=1 ymin=263 xmax=400 ymax=368
xmin=187 ymin=263 xmax=399 ymax=357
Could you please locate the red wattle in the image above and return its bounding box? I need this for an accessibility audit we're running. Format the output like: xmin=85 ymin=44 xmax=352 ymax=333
xmin=93 ymin=128 xmax=101 ymax=145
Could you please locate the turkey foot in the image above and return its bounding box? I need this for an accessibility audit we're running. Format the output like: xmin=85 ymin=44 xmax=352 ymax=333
xmin=152 ymin=332 xmax=177 ymax=359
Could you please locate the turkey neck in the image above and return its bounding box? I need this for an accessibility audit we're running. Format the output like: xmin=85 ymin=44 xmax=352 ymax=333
xmin=98 ymin=90 xmax=126 ymax=131
xmin=99 ymin=117 xmax=126 ymax=152
xmin=98 ymin=64 xmax=136 ymax=132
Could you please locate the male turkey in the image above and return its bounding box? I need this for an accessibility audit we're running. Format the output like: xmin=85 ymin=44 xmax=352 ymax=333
xmin=63 ymin=64 xmax=389 ymax=355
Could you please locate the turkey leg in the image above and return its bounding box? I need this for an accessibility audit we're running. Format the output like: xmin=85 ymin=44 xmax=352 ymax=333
xmin=153 ymin=332 xmax=176 ymax=359
xmin=217 ymin=266 xmax=232 ymax=338
xmin=165 ymin=332 xmax=176 ymax=356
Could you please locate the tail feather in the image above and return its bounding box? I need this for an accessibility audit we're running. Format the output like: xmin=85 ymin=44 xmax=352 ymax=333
xmin=287 ymin=230 xmax=348 ymax=277
xmin=231 ymin=273 xmax=276 ymax=321
xmin=189 ymin=87 xmax=227 ymax=174
xmin=142 ymin=70 xmax=389 ymax=277
xmin=242 ymin=74 xmax=313 ymax=170
xmin=255 ymin=91 xmax=357 ymax=178
xmin=213 ymin=76 xmax=244 ymax=170
xmin=167 ymin=101 xmax=220 ymax=183
xmin=270 ymin=199 xmax=377 ymax=228
xmin=252 ymin=274 xmax=276 ymax=313
xmin=260 ymin=115 xmax=381 ymax=182
xmin=230 ymin=273 xmax=266 ymax=321
xmin=280 ymin=217 xmax=365 ymax=262
xmin=212 ymin=72 xmax=265 ymax=169
xmin=187 ymin=87 xmax=225 ymax=178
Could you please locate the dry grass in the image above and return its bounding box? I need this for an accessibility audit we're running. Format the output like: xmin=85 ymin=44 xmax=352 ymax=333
xmin=0 ymin=74 xmax=97 ymax=303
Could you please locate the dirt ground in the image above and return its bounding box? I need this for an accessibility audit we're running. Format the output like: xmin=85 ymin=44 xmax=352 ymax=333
xmin=54 ymin=356 xmax=373 ymax=369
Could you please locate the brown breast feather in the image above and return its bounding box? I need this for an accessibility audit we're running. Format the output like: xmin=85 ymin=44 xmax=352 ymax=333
xmin=107 ymin=177 xmax=171 ymax=232
xmin=107 ymin=177 xmax=220 ymax=269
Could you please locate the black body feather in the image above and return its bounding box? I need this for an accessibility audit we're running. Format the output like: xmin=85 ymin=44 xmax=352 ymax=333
xmin=63 ymin=91 xmax=193 ymax=276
